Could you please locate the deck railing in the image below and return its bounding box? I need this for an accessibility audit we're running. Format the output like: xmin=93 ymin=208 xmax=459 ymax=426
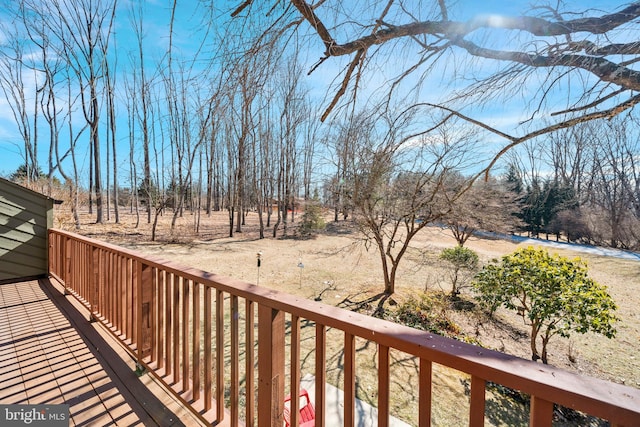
xmin=48 ymin=229 xmax=640 ymax=427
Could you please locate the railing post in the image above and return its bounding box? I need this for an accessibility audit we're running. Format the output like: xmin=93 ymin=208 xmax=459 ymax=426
xmin=47 ymin=230 xmax=55 ymax=278
xmin=257 ymin=304 xmax=285 ymax=427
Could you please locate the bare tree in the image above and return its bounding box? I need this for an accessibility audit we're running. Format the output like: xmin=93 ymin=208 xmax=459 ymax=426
xmin=301 ymin=106 xmax=320 ymax=200
xmin=1 ymin=1 xmax=89 ymax=226
xmin=252 ymin=110 xmax=270 ymax=239
xmin=342 ymin=109 xmax=480 ymax=294
xmin=103 ymin=36 xmax=119 ymax=223
xmin=272 ymin=56 xmax=308 ymax=237
xmin=232 ymin=1 xmax=640 ymax=179
xmin=128 ymin=2 xmax=153 ymax=224
xmin=40 ymin=0 xmax=118 ymax=223
xmin=587 ymin=118 xmax=640 ymax=248
xmin=444 ymin=176 xmax=520 ymax=247
xmin=325 ymin=114 xmax=362 ymax=222
xmin=544 ymin=122 xmax=596 ymax=199
xmin=0 ymin=21 xmax=39 ymax=182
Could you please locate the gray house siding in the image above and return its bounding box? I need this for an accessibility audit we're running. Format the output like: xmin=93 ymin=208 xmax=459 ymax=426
xmin=0 ymin=178 xmax=55 ymax=283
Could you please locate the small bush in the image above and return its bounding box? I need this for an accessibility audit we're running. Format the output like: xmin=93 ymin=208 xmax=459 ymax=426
xmin=299 ymin=200 xmax=326 ymax=236
xmin=439 ymin=246 xmax=479 ymax=295
xmin=392 ymin=292 xmax=461 ymax=336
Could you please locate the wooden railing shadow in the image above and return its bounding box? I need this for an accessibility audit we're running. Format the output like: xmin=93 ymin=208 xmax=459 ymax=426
xmin=37 ymin=277 xmax=187 ymax=426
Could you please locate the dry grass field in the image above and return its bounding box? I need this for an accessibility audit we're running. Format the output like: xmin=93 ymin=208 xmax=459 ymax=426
xmin=55 ymin=206 xmax=640 ymax=425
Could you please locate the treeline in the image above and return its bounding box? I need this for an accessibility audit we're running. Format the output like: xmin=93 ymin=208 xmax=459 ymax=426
xmin=504 ymin=119 xmax=640 ymax=250
xmin=0 ymin=1 xmax=320 ymax=240
xmin=434 ymin=117 xmax=640 ymax=251
xmin=1 ymin=1 xmax=639 ymax=251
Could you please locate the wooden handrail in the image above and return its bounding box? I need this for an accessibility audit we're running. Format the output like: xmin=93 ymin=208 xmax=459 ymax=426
xmin=48 ymin=229 xmax=640 ymax=426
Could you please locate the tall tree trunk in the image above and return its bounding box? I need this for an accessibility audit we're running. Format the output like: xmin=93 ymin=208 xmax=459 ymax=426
xmin=92 ymin=90 xmax=104 ymax=223
xmin=530 ymin=322 xmax=541 ymax=361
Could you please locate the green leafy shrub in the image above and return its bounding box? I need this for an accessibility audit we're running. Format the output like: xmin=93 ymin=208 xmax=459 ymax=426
xmin=473 ymin=246 xmax=618 ymax=364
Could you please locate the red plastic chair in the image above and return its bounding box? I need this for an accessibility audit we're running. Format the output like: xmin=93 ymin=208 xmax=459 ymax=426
xmin=283 ymin=388 xmax=315 ymax=427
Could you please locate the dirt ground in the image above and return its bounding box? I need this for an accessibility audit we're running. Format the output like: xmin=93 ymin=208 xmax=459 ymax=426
xmin=55 ymin=206 xmax=640 ymax=423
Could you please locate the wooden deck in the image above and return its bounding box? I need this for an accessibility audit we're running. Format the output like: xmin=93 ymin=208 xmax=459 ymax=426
xmin=0 ymin=278 xmax=205 ymax=426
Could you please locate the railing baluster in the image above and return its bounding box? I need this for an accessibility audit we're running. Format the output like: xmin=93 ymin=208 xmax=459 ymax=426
xmin=109 ymin=251 xmax=115 ymax=322
xmin=529 ymin=395 xmax=553 ymax=427
xmin=104 ymin=251 xmax=109 ymax=321
xmin=134 ymin=259 xmax=141 ymax=351
xmin=344 ymin=332 xmax=356 ymax=427
xmin=419 ymin=358 xmax=432 ymax=427
xmin=192 ymin=281 xmax=201 ymax=401
xmin=137 ymin=262 xmax=152 ymax=361
xmin=150 ymin=266 xmax=157 ymax=363
xmin=118 ymin=253 xmax=123 ymax=328
xmin=116 ymin=253 xmax=122 ymax=326
xmin=85 ymin=243 xmax=90 ymax=304
xmin=290 ymin=315 xmax=301 ymax=427
xmin=112 ymin=252 xmax=117 ymax=330
xmin=127 ymin=257 xmax=134 ymax=341
xmin=165 ymin=272 xmax=173 ymax=377
xmin=109 ymin=251 xmax=114 ymax=320
xmin=82 ymin=242 xmax=86 ymax=298
xmin=121 ymin=255 xmax=126 ymax=335
xmin=109 ymin=251 xmax=113 ymax=318
xmin=182 ymin=278 xmax=190 ymax=393
xmin=74 ymin=239 xmax=78 ymax=293
xmin=97 ymin=249 xmax=103 ymax=318
xmin=64 ymin=236 xmax=71 ymax=286
xmin=116 ymin=255 xmax=123 ymax=334
xmin=245 ymin=299 xmax=255 ymax=427
xmin=231 ymin=295 xmax=239 ymax=426
xmin=102 ymin=249 xmax=107 ymax=318
xmin=142 ymin=263 xmax=154 ymax=360
xmin=100 ymin=248 xmax=105 ymax=317
xmin=204 ymin=286 xmax=212 ymax=411
xmin=172 ymin=275 xmax=180 ymax=384
xmin=315 ymin=323 xmax=326 ymax=427
xmin=216 ymin=289 xmax=225 ymax=421
xmin=114 ymin=253 xmax=119 ymax=325
xmin=378 ymin=345 xmax=390 ymax=427
xmin=91 ymin=246 xmax=99 ymax=319
xmin=85 ymin=242 xmax=90 ymax=301
xmin=469 ymin=375 xmax=486 ymax=427
xmin=157 ymin=269 xmax=165 ymax=370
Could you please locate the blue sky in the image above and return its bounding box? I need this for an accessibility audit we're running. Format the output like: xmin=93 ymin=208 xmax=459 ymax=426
xmin=0 ymin=0 xmax=630 ymax=181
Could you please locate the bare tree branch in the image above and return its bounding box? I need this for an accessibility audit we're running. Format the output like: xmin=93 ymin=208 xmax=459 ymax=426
xmin=274 ymin=1 xmax=640 ymax=122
